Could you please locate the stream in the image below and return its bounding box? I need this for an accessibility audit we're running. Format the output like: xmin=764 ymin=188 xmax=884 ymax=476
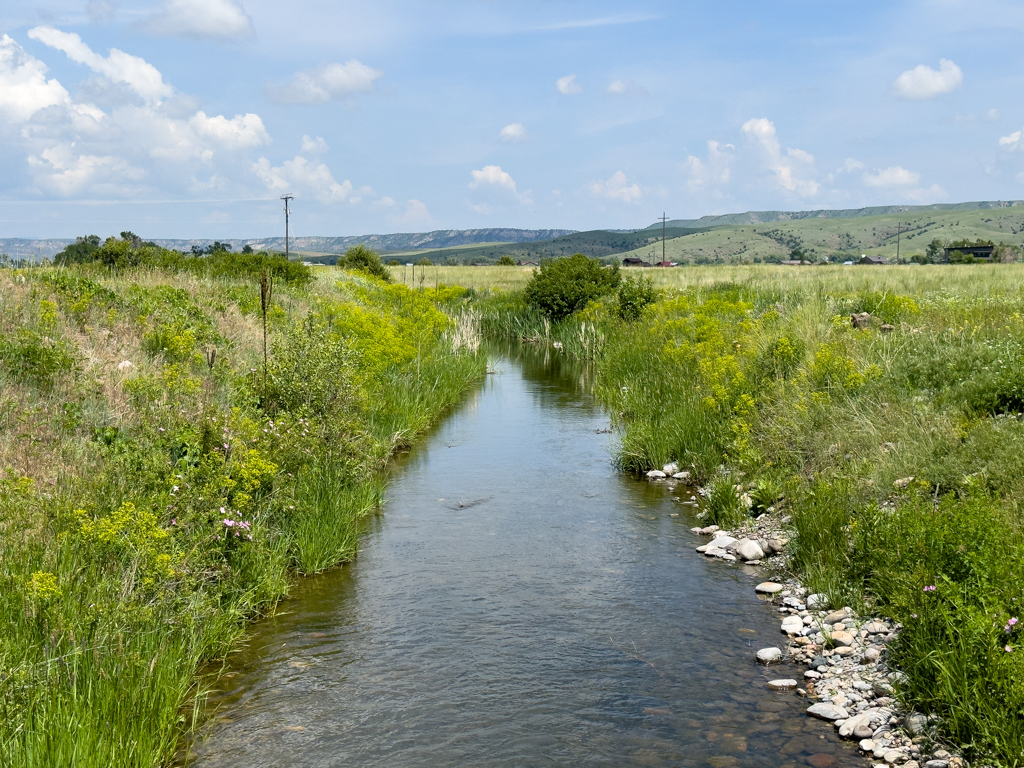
xmin=182 ymin=346 xmax=860 ymax=768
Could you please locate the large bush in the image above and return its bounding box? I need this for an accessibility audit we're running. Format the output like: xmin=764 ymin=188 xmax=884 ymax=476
xmin=338 ymin=244 xmax=392 ymax=282
xmin=523 ymin=253 xmax=620 ymax=321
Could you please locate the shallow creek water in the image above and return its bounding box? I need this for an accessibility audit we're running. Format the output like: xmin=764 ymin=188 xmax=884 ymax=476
xmin=183 ymin=346 xmax=860 ymax=768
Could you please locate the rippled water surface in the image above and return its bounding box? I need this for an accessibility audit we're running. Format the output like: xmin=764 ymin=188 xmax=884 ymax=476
xmin=184 ymin=347 xmax=859 ymax=768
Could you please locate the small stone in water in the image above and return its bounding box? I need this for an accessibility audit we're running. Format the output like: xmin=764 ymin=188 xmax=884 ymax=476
xmin=767 ymin=679 xmax=798 ymax=690
xmin=755 ymin=582 xmax=784 ymax=594
xmin=756 ymin=647 xmax=783 ymax=663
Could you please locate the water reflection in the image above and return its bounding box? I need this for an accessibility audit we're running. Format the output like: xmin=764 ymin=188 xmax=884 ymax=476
xmin=182 ymin=347 xmax=859 ymax=768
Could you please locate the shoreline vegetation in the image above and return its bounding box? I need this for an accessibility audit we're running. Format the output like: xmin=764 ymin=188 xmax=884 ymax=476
xmin=0 ymin=237 xmax=484 ymax=767
xmin=471 ymin=258 xmax=1024 ymax=767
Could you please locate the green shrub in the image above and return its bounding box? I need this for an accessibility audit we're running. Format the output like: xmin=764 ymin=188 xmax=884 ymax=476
xmin=616 ymin=275 xmax=656 ymax=320
xmin=338 ymin=245 xmax=392 ymax=282
xmin=0 ymin=330 xmax=77 ymax=388
xmin=497 ymin=255 xmax=516 ymax=266
xmin=523 ymin=253 xmax=620 ymax=321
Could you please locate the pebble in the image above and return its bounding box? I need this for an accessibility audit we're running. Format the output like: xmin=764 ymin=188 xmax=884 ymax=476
xmin=862 ymin=647 xmax=881 ymax=662
xmin=860 ymin=739 xmax=876 ymax=752
xmin=883 ymin=749 xmax=907 ymax=764
xmin=804 ymin=670 xmax=821 ymax=679
xmin=829 ymin=631 xmax=855 ymax=647
xmin=767 ymin=679 xmax=798 ymax=690
xmin=756 ymin=647 xmax=783 ymax=663
xmin=646 ymin=470 xmax=666 ymax=479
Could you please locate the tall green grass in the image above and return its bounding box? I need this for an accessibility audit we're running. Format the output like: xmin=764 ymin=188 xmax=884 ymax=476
xmin=0 ymin=262 xmax=484 ymax=767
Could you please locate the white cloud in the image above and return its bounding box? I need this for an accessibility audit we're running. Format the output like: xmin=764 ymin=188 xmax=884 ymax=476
xmin=28 ymin=143 xmax=145 ymax=195
xmin=252 ymin=155 xmax=355 ymax=203
xmin=607 ymin=79 xmax=647 ymax=96
xmin=28 ymin=26 xmax=172 ymax=103
xmin=863 ymin=166 xmax=921 ymax=187
xmin=145 ymin=0 xmax=254 ymax=40
xmin=999 ymin=129 xmax=1023 ymax=150
xmin=841 ymin=158 xmax=865 ymax=172
xmin=893 ymin=59 xmax=962 ymax=100
xmin=0 ymin=35 xmax=70 ymax=123
xmin=265 ymin=61 xmax=383 ymax=104
xmin=682 ymin=140 xmax=734 ymax=192
xmin=740 ymin=117 xmax=819 ymax=197
xmin=189 ymin=111 xmax=269 ymax=148
xmin=389 ymin=199 xmax=433 ymax=228
xmin=470 ymin=164 xmax=518 ymax=194
xmin=905 ymin=184 xmax=947 ymax=202
xmin=591 ymin=170 xmax=641 ymax=202
xmin=301 ymin=134 xmax=328 ymax=154
xmin=499 ymin=122 xmax=525 ymax=142
xmin=988 ymin=108 xmax=1001 ymax=121
xmin=556 ymin=74 xmax=581 ymax=95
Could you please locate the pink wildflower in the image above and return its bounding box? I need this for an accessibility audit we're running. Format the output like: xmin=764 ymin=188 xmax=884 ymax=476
xmin=1007 ymin=645 xmax=1014 ymax=653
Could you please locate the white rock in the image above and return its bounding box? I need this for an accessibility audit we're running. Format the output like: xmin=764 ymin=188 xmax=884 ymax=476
xmin=717 ymin=553 xmax=737 ymax=562
xmin=673 ymin=471 xmax=691 ymax=481
xmin=839 ymin=713 xmax=872 ymax=738
xmin=864 ymin=621 xmax=889 ymax=634
xmin=807 ymin=702 xmax=850 ymax=721
xmin=767 ymin=679 xmax=798 ymax=690
xmin=883 ymin=749 xmax=908 ymax=765
xmin=781 ymin=616 xmax=805 ymax=634
xmin=755 ymin=582 xmax=784 ymax=594
xmin=862 ymin=648 xmax=881 ymax=663
xmin=804 ymin=670 xmax=821 ymax=679
xmin=806 ymin=593 xmax=829 ymax=609
xmin=646 ymin=470 xmax=667 ymax=479
xmin=733 ymin=539 xmax=765 ymax=561
xmin=117 ymin=360 xmax=133 ymax=371
xmin=756 ymin=647 xmax=783 ymax=663
xmin=663 ymin=462 xmax=679 ymax=475
xmin=860 ymin=739 xmax=876 ymax=752
xmin=707 ymin=535 xmax=737 ymax=550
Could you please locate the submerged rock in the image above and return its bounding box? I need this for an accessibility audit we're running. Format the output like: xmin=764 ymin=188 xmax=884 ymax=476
xmin=767 ymin=679 xmax=798 ymax=690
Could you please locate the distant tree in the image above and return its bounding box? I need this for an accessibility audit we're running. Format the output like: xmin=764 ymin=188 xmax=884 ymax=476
xmin=524 ymin=253 xmax=621 ymax=321
xmin=995 ymin=243 xmax=1021 ymax=263
xmin=54 ymin=235 xmax=101 ymax=265
xmin=925 ymin=238 xmax=943 ymax=263
xmin=417 ymin=257 xmax=433 ymax=266
xmin=208 ymin=241 xmax=232 ymax=254
xmin=338 ymin=244 xmax=392 ymax=282
xmin=496 ymin=255 xmax=516 ymax=266
xmin=445 ymin=257 xmax=459 ymax=266
xmin=242 ymin=244 xmax=254 ymax=254
xmin=388 ymin=259 xmax=400 ymax=266
xmin=120 ymin=231 xmax=142 ymax=248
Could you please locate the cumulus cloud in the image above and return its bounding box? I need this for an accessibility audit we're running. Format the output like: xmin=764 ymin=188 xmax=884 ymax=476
xmin=590 ymin=170 xmax=641 ymax=202
xmin=145 ymin=0 xmax=254 ymax=40
xmin=999 ymin=128 xmax=1024 ymax=151
xmin=556 ymin=74 xmax=581 ymax=95
xmin=301 ymin=134 xmax=328 ymax=154
xmin=189 ymin=111 xmax=269 ymax=148
xmin=252 ymin=155 xmax=355 ymax=203
xmin=28 ymin=143 xmax=145 ymax=195
xmin=265 ymin=61 xmax=383 ymax=104
xmin=499 ymin=122 xmax=525 ymax=142
xmin=740 ymin=117 xmax=819 ymax=197
xmin=681 ymin=140 xmax=734 ymax=192
xmin=862 ymin=166 xmax=921 ymax=187
xmin=29 ymin=26 xmax=172 ymax=103
xmin=893 ymin=59 xmax=962 ymax=100
xmin=470 ymin=164 xmax=519 ymax=194
xmin=0 ymin=35 xmax=70 ymax=123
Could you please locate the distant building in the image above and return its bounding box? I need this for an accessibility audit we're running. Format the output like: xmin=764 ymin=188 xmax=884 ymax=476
xmin=859 ymin=255 xmax=891 ymax=265
xmin=655 ymin=260 xmax=675 ymax=267
xmin=622 ymin=257 xmax=647 ymax=266
xmin=943 ymin=244 xmax=994 ymax=261
xmin=780 ymin=259 xmax=813 ymax=266
xmin=518 ymin=260 xmax=539 ymax=266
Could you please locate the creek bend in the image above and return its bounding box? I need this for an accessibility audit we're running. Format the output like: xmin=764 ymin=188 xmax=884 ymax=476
xmin=183 ymin=347 xmax=860 ymax=768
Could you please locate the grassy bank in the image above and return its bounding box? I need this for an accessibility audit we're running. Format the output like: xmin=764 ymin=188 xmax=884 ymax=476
xmin=0 ymin=250 xmax=483 ymax=767
xmin=473 ymin=262 xmax=1024 ymax=765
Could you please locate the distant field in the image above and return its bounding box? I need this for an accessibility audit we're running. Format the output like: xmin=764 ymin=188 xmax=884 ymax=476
xmin=378 ymin=262 xmax=1024 ymax=296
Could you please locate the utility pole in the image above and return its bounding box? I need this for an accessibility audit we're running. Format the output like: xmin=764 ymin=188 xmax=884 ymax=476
xmin=895 ymin=222 xmax=902 ymax=263
xmin=281 ymin=194 xmax=294 ymax=260
xmin=659 ymin=212 xmax=669 ymax=263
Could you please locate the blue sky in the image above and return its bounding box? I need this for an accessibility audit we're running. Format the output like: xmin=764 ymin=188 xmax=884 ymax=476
xmin=1 ymin=0 xmax=1023 ymax=238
